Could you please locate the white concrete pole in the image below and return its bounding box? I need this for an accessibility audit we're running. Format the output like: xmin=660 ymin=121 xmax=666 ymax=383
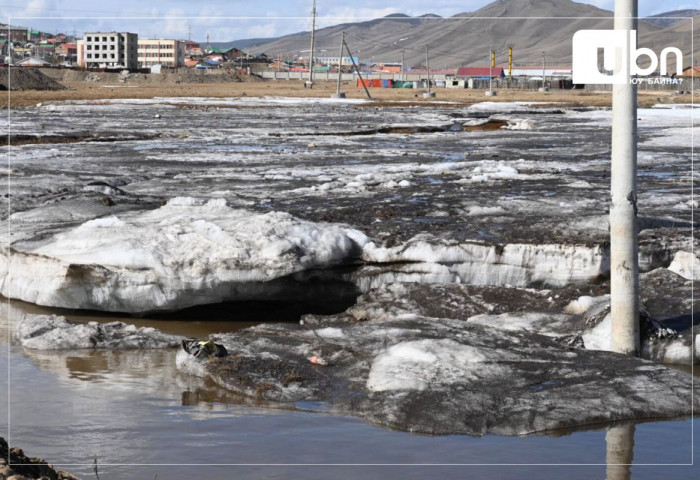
xmin=423 ymin=45 xmax=435 ymax=98
xmin=538 ymin=51 xmax=549 ymax=92
xmin=308 ymin=0 xmax=317 ymax=87
xmin=401 ymin=50 xmax=405 ymax=81
xmin=332 ymin=32 xmax=346 ymax=99
xmin=336 ymin=31 xmax=344 ymax=95
xmin=426 ymin=45 xmax=430 ymax=93
xmin=610 ymin=0 xmax=640 ymax=355
xmin=605 ymin=425 xmax=635 ymax=480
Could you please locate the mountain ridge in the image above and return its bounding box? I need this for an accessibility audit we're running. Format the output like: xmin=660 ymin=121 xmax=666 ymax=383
xmin=211 ymin=0 xmax=696 ymax=69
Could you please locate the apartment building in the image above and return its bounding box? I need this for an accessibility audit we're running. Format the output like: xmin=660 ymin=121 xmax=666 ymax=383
xmin=138 ymin=39 xmax=185 ymax=68
xmin=0 ymin=24 xmax=29 ymax=43
xmin=82 ymin=32 xmax=138 ymax=69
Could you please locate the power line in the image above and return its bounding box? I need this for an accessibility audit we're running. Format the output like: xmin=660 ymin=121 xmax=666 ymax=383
xmin=0 ymin=4 xmax=133 ymax=14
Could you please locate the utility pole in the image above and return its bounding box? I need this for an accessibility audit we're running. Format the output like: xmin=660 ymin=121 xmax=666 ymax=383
xmin=187 ymin=23 xmax=191 ymax=42
xmin=539 ymin=51 xmax=549 ymax=92
xmin=307 ymin=0 xmax=317 ymax=88
xmin=401 ymin=49 xmax=405 ymax=81
xmin=423 ymin=45 xmax=435 ymax=98
xmin=486 ymin=48 xmax=496 ymax=96
xmin=542 ymin=51 xmax=545 ymax=88
xmin=610 ymin=0 xmax=640 ymax=356
xmin=605 ymin=425 xmax=635 ymax=480
xmin=508 ymin=46 xmax=513 ymax=78
xmin=343 ymin=38 xmax=371 ymax=99
xmin=332 ymin=31 xmax=346 ymax=98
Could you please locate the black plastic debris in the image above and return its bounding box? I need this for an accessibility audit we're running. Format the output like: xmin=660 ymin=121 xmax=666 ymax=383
xmin=181 ymin=338 xmax=228 ymax=359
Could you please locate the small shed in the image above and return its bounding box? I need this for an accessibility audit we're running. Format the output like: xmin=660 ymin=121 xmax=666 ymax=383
xmin=680 ymin=66 xmax=700 ymax=78
xmin=17 ymin=56 xmax=52 ymax=67
xmin=457 ymin=67 xmax=505 ymax=79
xmin=445 ymin=77 xmax=467 ymax=88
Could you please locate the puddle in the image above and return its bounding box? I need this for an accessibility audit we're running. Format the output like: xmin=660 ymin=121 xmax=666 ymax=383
xmin=1 ymin=334 xmax=696 ymax=479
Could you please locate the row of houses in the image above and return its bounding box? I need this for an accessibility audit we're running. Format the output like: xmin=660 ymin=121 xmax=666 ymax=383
xmin=3 ymin=23 xmax=264 ymax=70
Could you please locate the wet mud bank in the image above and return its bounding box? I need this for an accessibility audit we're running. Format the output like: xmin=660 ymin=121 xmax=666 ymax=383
xmin=1 ymin=438 xmax=78 ymax=480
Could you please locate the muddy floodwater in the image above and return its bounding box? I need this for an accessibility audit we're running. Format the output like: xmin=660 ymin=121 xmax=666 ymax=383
xmin=2 ymin=303 xmax=698 ymax=480
xmin=2 ymin=97 xmax=698 ymax=478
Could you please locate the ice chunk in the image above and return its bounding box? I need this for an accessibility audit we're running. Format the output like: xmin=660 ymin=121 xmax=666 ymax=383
xmin=14 ymin=314 xmax=183 ymax=350
xmin=502 ymin=118 xmax=533 ymax=130
xmin=2 ymin=202 xmax=369 ymax=313
xmin=668 ymin=251 xmax=699 ymax=280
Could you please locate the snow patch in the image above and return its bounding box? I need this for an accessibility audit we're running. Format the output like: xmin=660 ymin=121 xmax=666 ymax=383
xmin=367 ymin=338 xmax=513 ymax=392
xmin=668 ymin=251 xmax=699 ymax=280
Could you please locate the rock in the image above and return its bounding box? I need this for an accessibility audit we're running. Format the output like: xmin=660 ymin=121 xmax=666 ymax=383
xmin=0 ymin=437 xmax=78 ymax=480
xmin=14 ymin=314 xmax=183 ymax=350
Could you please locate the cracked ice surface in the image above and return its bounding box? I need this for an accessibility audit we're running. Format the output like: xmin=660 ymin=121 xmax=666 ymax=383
xmin=13 ymin=314 xmax=183 ymax=350
xmin=177 ymin=311 xmax=698 ymax=436
xmin=2 ymin=98 xmax=696 ymax=312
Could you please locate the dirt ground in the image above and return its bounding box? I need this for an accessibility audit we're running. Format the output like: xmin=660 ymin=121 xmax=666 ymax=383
xmin=2 ymin=75 xmax=694 ymax=108
xmin=0 ymin=68 xmax=67 ymax=92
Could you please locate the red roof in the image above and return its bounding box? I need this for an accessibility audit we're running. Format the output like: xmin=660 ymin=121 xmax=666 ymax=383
xmin=457 ymin=67 xmax=504 ymax=77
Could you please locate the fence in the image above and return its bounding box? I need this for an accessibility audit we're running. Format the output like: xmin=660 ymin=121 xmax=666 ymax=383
xmin=260 ymin=71 xmax=450 ymax=82
xmin=259 ymin=71 xmax=582 ymax=90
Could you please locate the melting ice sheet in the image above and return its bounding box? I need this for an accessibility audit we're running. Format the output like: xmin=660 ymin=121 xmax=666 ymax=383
xmin=2 ymin=197 xmax=369 ymax=313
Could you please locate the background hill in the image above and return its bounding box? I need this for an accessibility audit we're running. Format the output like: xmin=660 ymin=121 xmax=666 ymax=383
xmin=218 ymin=0 xmax=697 ymax=69
xmin=644 ymin=9 xmax=699 ymax=28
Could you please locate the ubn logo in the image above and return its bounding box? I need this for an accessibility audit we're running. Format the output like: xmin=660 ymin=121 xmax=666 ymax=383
xmin=572 ymin=30 xmax=683 ymax=84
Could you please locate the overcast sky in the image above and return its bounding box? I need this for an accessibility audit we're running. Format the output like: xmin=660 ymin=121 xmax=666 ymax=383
xmin=2 ymin=0 xmax=696 ymax=42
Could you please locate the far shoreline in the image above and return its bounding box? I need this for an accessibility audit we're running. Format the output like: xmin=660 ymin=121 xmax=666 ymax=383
xmin=3 ymin=78 xmax=695 ymax=108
